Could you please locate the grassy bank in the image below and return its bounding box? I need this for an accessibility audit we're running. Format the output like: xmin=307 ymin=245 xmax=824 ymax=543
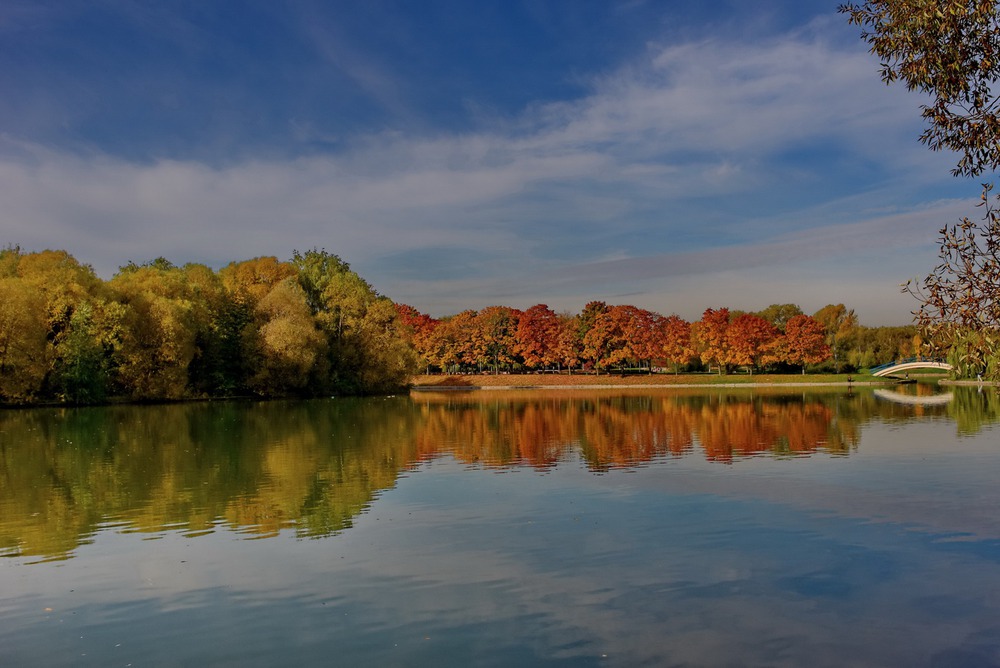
xmin=410 ymin=372 xmax=907 ymax=389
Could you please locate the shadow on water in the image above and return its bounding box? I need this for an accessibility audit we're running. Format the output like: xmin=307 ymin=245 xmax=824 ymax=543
xmin=1 ymin=385 xmax=997 ymax=560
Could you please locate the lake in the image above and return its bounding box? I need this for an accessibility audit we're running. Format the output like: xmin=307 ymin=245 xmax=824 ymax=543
xmin=2 ymin=384 xmax=1000 ymax=667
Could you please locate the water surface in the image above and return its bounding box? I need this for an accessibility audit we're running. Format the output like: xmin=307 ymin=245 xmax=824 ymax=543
xmin=2 ymin=385 xmax=999 ymax=666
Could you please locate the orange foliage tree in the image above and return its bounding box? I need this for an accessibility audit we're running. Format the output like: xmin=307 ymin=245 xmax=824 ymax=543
xmin=581 ymin=306 xmax=620 ymax=372
xmin=395 ymin=304 xmax=440 ymax=373
xmin=697 ymin=307 xmax=732 ymax=374
xmin=553 ymin=313 xmax=582 ymax=372
xmin=615 ymin=305 xmax=658 ymax=371
xmin=726 ymin=313 xmax=780 ymax=374
xmin=439 ymin=310 xmax=478 ymax=370
xmin=469 ymin=306 xmax=521 ymax=373
xmin=514 ymin=304 xmax=564 ymax=370
xmin=780 ymin=315 xmax=831 ymax=373
xmin=655 ymin=314 xmax=693 ymax=373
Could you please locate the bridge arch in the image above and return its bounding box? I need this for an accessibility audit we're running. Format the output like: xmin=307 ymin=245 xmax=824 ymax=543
xmin=870 ymin=358 xmax=952 ymax=377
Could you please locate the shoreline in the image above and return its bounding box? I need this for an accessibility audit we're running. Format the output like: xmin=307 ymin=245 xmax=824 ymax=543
xmin=411 ymin=381 xmax=893 ymax=391
xmin=409 ymin=373 xmax=909 ymax=392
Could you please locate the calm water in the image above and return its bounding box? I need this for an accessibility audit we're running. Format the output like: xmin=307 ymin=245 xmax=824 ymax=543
xmin=2 ymin=385 xmax=1000 ymax=667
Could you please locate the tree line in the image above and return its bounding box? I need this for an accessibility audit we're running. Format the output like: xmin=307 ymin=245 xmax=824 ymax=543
xmin=0 ymin=246 xmax=924 ymax=405
xmin=396 ymin=301 xmax=921 ymax=376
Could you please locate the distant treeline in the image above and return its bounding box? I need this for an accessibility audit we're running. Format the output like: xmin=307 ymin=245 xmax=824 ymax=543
xmin=0 ymin=247 xmax=920 ymax=405
xmin=396 ymin=301 xmax=919 ymax=376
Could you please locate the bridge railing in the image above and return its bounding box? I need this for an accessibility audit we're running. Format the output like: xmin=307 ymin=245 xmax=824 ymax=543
xmin=869 ymin=357 xmax=946 ymax=374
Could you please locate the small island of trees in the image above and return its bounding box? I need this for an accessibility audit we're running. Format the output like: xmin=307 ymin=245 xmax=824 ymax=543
xmin=0 ymin=247 xmax=416 ymax=404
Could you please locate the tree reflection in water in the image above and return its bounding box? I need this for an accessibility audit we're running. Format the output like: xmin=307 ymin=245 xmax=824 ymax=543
xmin=1 ymin=386 xmax=993 ymax=560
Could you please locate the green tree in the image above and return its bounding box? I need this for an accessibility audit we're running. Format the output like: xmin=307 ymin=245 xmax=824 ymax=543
xmin=183 ymin=263 xmax=249 ymax=396
xmin=51 ymin=301 xmax=113 ymax=403
xmin=220 ymin=256 xmax=301 ymax=395
xmin=813 ymin=304 xmax=859 ymax=371
xmin=754 ymin=304 xmax=803 ymax=330
xmin=292 ymin=249 xmax=417 ymax=393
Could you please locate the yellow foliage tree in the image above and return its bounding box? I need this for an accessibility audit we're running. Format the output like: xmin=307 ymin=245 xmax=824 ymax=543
xmin=110 ymin=261 xmax=206 ymax=399
xmin=250 ymin=279 xmax=326 ymax=393
xmin=0 ymin=278 xmax=49 ymax=402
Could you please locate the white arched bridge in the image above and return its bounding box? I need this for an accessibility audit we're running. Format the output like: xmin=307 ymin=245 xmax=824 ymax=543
xmin=870 ymin=358 xmax=952 ymax=377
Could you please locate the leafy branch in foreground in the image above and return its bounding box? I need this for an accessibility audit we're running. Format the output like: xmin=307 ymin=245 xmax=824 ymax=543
xmin=842 ymin=1 xmax=1000 ymax=378
xmin=841 ymin=0 xmax=1000 ymax=177
xmin=906 ymin=183 xmax=1000 ymax=377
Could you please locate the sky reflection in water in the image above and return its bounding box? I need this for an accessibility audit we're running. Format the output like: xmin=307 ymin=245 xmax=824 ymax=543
xmin=1 ymin=387 xmax=1000 ymax=666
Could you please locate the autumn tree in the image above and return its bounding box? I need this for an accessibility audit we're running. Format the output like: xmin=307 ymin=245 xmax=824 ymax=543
xmin=655 ymin=314 xmax=693 ymax=373
xmin=579 ymin=305 xmax=658 ymax=372
xmin=250 ymin=278 xmax=327 ymax=394
xmin=14 ymin=249 xmax=101 ymax=345
xmin=342 ymin=296 xmax=418 ymax=393
xmin=5 ymin=249 xmax=111 ymax=398
xmin=554 ymin=313 xmax=583 ymax=372
xmin=726 ymin=314 xmax=780 ymax=374
xmin=697 ymin=308 xmax=733 ymax=374
xmin=615 ymin=306 xmax=659 ymax=371
xmin=0 ymin=247 xmax=424 ymax=403
xmin=581 ymin=306 xmax=621 ymax=373
xmin=780 ymin=315 xmax=831 ymax=373
xmin=514 ymin=304 xmax=563 ymax=370
xmin=395 ymin=304 xmax=440 ymax=373
xmin=432 ymin=311 xmax=478 ymax=373
xmin=0 ymin=278 xmax=49 ymax=402
xmin=109 ymin=259 xmax=207 ymax=399
xmin=467 ymin=306 xmax=520 ymax=373
xmin=220 ymin=256 xmax=298 ymax=305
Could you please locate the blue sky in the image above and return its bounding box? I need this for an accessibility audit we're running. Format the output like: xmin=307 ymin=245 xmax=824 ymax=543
xmin=0 ymin=0 xmax=982 ymax=323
